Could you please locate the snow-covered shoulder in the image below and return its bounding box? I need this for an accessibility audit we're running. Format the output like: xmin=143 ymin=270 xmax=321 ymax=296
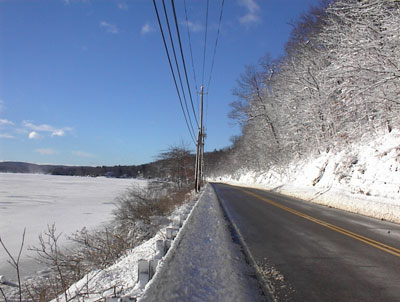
xmin=214 ymin=130 xmax=400 ymax=223
xmin=139 ymin=184 xmax=264 ymax=302
xmin=49 ymin=196 xmax=195 ymax=302
xmin=60 ymin=233 xmax=164 ymax=301
xmin=51 ymin=185 xmax=264 ymax=302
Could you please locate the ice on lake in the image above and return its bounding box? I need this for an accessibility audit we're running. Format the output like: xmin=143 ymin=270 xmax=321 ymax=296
xmin=0 ymin=172 xmax=146 ymax=278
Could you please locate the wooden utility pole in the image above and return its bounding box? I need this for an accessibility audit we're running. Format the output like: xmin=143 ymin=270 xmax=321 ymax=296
xmin=195 ymin=86 xmax=205 ymax=192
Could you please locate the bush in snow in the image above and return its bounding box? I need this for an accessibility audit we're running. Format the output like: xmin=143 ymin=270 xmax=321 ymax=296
xmin=0 ymin=182 xmax=193 ymax=302
xmin=113 ymin=182 xmax=192 ymax=242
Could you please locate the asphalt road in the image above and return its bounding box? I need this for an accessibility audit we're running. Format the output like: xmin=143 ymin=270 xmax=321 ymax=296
xmin=211 ymin=183 xmax=400 ymax=302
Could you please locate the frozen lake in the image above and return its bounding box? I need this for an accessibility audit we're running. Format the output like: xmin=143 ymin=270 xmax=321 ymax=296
xmin=0 ymin=172 xmax=146 ymax=278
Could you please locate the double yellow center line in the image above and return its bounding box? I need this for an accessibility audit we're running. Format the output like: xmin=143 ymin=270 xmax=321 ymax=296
xmin=241 ymin=189 xmax=400 ymax=258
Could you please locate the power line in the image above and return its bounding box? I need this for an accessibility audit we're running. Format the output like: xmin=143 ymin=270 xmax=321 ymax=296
xmin=154 ymin=0 xmax=224 ymax=190
xmin=205 ymin=0 xmax=225 ymax=134
xmin=207 ymin=0 xmax=225 ymax=92
xmin=171 ymin=0 xmax=199 ymax=128
xmin=152 ymin=0 xmax=196 ymax=145
xmin=161 ymin=0 xmax=197 ymax=136
xmin=201 ymin=0 xmax=210 ymax=86
xmin=153 ymin=0 xmax=224 ymax=151
xmin=183 ymin=0 xmax=199 ymax=110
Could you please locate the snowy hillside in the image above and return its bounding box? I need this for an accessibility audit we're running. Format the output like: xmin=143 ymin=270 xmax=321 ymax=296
xmin=215 ymin=130 xmax=400 ymax=223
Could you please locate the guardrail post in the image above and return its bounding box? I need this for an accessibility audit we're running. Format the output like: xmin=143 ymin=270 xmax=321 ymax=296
xmin=166 ymin=227 xmax=179 ymax=240
xmin=137 ymin=259 xmax=150 ymax=288
xmin=149 ymin=259 xmax=160 ymax=279
xmin=154 ymin=240 xmax=165 ymax=259
xmin=165 ymin=239 xmax=172 ymax=253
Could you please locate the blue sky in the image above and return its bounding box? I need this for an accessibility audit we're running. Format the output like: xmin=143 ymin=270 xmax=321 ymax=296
xmin=0 ymin=0 xmax=320 ymax=166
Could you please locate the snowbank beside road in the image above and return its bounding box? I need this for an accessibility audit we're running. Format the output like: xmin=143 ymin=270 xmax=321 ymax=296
xmin=213 ymin=130 xmax=400 ymax=223
xmin=50 ymin=185 xmax=265 ymax=302
xmin=139 ymin=184 xmax=265 ymax=302
xmin=56 ymin=233 xmax=163 ymax=301
xmin=49 ymin=198 xmax=197 ymax=302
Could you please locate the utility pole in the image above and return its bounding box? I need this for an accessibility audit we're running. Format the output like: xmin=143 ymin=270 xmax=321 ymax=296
xmin=195 ymin=86 xmax=205 ymax=192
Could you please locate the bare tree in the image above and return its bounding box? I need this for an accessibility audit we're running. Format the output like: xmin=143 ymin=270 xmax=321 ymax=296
xmin=212 ymin=0 xmax=400 ymax=179
xmin=156 ymin=142 xmax=194 ymax=187
xmin=0 ymin=229 xmax=25 ymax=302
xmin=29 ymin=224 xmax=72 ymax=302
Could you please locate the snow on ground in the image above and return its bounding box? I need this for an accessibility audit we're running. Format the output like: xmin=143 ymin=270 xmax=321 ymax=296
xmin=51 ymin=196 xmax=198 ymax=302
xmin=139 ymin=184 xmax=265 ymax=302
xmin=0 ymin=173 xmax=146 ymax=278
xmin=213 ymin=130 xmax=400 ymax=223
xmin=55 ymin=185 xmax=264 ymax=302
xmin=53 ymin=232 xmax=164 ymax=302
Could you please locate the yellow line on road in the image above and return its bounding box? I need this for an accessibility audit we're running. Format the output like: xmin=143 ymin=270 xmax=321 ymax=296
xmin=241 ymin=189 xmax=400 ymax=258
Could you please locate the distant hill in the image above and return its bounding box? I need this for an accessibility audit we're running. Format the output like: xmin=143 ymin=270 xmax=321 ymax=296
xmin=0 ymin=161 xmax=168 ymax=179
xmin=0 ymin=161 xmax=63 ymax=174
xmin=0 ymin=151 xmax=220 ymax=180
xmin=0 ymin=161 xmax=147 ymax=178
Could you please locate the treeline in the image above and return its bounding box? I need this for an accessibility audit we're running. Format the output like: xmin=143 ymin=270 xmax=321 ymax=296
xmin=208 ymin=0 xmax=400 ymax=177
xmin=0 ymin=144 xmax=197 ymax=182
xmin=0 ymin=161 xmax=151 ymax=178
xmin=50 ymin=146 xmax=196 ymax=182
xmin=0 ymin=161 xmax=56 ymax=174
xmin=50 ymin=164 xmax=147 ymax=178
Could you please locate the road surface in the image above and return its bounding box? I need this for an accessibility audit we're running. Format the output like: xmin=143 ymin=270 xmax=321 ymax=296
xmin=211 ymin=183 xmax=400 ymax=301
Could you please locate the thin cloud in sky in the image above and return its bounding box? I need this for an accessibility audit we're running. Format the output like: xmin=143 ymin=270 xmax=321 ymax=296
xmin=0 ymin=116 xmax=15 ymax=138
xmin=240 ymin=13 xmax=261 ymax=25
xmin=238 ymin=0 xmax=261 ymax=26
xmin=0 ymin=133 xmax=14 ymax=139
xmin=29 ymin=131 xmax=41 ymax=139
xmin=239 ymin=0 xmax=259 ymax=12
xmin=100 ymin=21 xmax=119 ymax=34
xmin=141 ymin=23 xmax=154 ymax=35
xmin=51 ymin=129 xmax=66 ymax=137
xmin=184 ymin=21 xmax=203 ymax=33
xmin=35 ymin=148 xmax=56 ymax=155
xmin=63 ymin=0 xmax=89 ymax=5
xmin=117 ymin=2 xmax=128 ymax=10
xmin=15 ymin=128 xmax=28 ymax=135
xmin=24 ymin=121 xmax=54 ymax=132
xmin=0 ymin=119 xmax=14 ymax=126
xmin=72 ymin=150 xmax=94 ymax=158
xmin=23 ymin=121 xmax=72 ymax=137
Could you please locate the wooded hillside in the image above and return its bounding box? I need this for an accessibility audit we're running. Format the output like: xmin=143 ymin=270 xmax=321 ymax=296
xmin=208 ymin=0 xmax=400 ymax=177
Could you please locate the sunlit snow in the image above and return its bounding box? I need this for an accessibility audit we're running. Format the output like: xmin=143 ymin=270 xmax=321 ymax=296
xmin=214 ymin=130 xmax=400 ymax=223
xmin=51 ymin=185 xmax=264 ymax=302
xmin=0 ymin=173 xmax=146 ymax=277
